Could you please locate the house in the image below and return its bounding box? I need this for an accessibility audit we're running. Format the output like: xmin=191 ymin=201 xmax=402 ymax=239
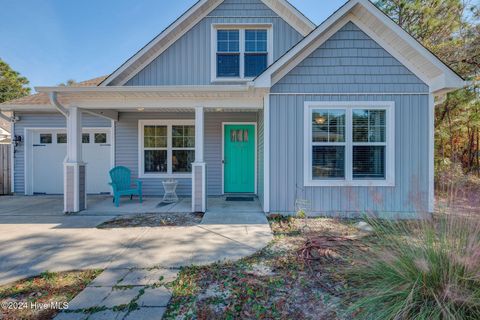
xmin=0 ymin=0 xmax=464 ymax=215
xmin=0 ymin=114 xmax=11 ymax=144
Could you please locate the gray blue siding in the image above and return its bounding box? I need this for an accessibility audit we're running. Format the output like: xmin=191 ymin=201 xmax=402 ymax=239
xmin=257 ymin=110 xmax=264 ymax=205
xmin=209 ymin=0 xmax=278 ymax=17
xmin=268 ymin=22 xmax=430 ymax=215
xmin=115 ymin=111 xmax=258 ymax=196
xmin=125 ymin=0 xmax=303 ymax=86
xmin=13 ymin=112 xmax=111 ymax=194
xmin=269 ymin=94 xmax=429 ymax=215
xmin=272 ymin=22 xmax=429 ymax=94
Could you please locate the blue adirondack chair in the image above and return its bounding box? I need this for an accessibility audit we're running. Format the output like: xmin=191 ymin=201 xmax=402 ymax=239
xmin=109 ymin=166 xmax=143 ymax=207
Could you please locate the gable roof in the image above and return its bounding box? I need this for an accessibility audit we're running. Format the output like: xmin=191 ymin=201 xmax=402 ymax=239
xmin=0 ymin=76 xmax=107 ymax=108
xmin=100 ymin=0 xmax=315 ymax=87
xmin=254 ymin=0 xmax=465 ymax=95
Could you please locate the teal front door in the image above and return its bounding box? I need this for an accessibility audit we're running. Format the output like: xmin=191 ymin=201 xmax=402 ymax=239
xmin=224 ymin=124 xmax=255 ymax=193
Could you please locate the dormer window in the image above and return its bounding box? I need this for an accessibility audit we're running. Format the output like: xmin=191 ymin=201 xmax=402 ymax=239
xmin=212 ymin=25 xmax=272 ymax=81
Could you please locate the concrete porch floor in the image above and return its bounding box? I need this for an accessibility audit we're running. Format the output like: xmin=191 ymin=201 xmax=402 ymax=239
xmin=0 ymin=194 xmax=264 ymax=217
xmin=81 ymin=195 xmax=264 ymax=219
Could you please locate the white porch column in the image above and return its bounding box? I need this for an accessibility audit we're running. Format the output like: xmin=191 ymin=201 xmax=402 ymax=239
xmin=64 ymin=107 xmax=86 ymax=213
xmin=192 ymin=106 xmax=206 ymax=212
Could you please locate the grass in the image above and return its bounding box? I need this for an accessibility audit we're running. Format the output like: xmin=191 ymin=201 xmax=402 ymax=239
xmin=346 ymin=215 xmax=480 ymax=320
xmin=0 ymin=269 xmax=102 ymax=320
xmin=163 ymin=216 xmax=365 ymax=319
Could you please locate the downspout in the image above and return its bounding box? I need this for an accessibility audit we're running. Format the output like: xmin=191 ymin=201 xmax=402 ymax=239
xmin=48 ymin=92 xmax=69 ymax=117
xmin=10 ymin=112 xmax=14 ymax=194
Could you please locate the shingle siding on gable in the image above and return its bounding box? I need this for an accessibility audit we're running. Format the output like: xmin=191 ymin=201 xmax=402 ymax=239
xmin=125 ymin=0 xmax=303 ymax=86
xmin=272 ymin=22 xmax=429 ymax=93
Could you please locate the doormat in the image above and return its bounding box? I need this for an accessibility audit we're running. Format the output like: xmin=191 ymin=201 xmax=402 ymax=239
xmin=226 ymin=197 xmax=254 ymax=202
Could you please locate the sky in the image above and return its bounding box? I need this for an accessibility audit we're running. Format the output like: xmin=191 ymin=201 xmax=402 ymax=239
xmin=0 ymin=0 xmax=347 ymax=90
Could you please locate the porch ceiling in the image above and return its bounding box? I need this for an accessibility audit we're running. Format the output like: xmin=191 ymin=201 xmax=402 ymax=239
xmin=22 ymin=85 xmax=267 ymax=112
xmin=0 ymin=85 xmax=268 ymax=112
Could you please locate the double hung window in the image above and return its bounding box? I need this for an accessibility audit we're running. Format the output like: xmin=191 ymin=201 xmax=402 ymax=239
xmin=139 ymin=120 xmax=195 ymax=177
xmin=305 ymin=102 xmax=394 ymax=186
xmin=214 ymin=26 xmax=271 ymax=80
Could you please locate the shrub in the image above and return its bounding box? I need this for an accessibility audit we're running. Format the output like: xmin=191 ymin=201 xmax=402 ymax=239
xmin=347 ymin=215 xmax=480 ymax=320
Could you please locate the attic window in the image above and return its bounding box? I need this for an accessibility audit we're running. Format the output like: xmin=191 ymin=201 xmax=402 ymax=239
xmin=213 ymin=25 xmax=272 ymax=81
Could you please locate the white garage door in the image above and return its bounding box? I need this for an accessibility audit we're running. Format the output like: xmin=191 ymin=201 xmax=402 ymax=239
xmin=32 ymin=129 xmax=111 ymax=194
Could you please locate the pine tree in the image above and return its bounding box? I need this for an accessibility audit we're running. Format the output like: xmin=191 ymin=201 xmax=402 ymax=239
xmin=0 ymin=58 xmax=31 ymax=103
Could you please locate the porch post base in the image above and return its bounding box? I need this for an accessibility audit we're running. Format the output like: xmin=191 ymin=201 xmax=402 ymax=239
xmin=192 ymin=162 xmax=206 ymax=213
xmin=64 ymin=162 xmax=87 ymax=213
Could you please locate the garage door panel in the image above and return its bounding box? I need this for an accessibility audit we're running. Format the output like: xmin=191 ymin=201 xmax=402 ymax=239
xmin=32 ymin=129 xmax=111 ymax=195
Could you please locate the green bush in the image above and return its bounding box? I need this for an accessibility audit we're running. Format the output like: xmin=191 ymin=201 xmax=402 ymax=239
xmin=347 ymin=215 xmax=480 ymax=320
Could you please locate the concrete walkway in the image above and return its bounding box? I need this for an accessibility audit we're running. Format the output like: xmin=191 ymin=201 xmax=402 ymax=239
xmin=0 ymin=196 xmax=272 ymax=286
xmin=55 ymin=268 xmax=177 ymax=319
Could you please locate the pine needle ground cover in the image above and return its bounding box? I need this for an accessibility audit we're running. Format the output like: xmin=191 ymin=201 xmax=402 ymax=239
xmin=164 ymin=217 xmax=366 ymax=319
xmin=0 ymin=270 xmax=102 ymax=320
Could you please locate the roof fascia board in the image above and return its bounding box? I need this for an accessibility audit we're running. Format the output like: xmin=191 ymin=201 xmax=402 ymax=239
xmin=35 ymin=85 xmax=251 ymax=93
xmin=0 ymin=105 xmax=56 ymax=112
xmin=261 ymin=0 xmax=315 ymax=36
xmin=101 ymin=0 xmax=223 ymax=87
xmin=104 ymin=0 xmax=317 ymax=87
xmin=256 ymin=0 xmax=465 ymax=92
xmin=430 ymin=74 xmax=466 ymax=94
xmin=359 ymin=0 xmax=463 ymax=84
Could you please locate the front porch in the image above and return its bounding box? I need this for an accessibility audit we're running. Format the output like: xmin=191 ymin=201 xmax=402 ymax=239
xmin=0 ymin=194 xmax=263 ymax=219
xmin=33 ymin=85 xmax=268 ymax=215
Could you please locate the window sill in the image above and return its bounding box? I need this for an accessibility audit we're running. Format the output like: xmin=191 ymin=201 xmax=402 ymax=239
xmin=139 ymin=173 xmax=192 ymax=179
xmin=304 ymin=179 xmax=395 ymax=187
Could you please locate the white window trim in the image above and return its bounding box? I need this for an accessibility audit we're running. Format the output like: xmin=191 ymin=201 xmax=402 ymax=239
xmin=138 ymin=120 xmax=195 ymax=179
xmin=303 ymin=101 xmax=395 ymax=187
xmin=211 ymin=23 xmax=273 ymax=83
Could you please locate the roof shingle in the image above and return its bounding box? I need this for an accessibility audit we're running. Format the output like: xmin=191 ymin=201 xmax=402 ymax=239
xmin=0 ymin=75 xmax=108 ymax=106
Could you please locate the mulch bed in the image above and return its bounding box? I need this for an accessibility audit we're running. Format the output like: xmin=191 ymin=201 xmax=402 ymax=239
xmin=97 ymin=212 xmax=204 ymax=229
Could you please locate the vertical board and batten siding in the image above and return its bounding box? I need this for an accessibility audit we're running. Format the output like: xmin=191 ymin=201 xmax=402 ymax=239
xmin=13 ymin=113 xmax=111 ymax=194
xmin=269 ymin=95 xmax=429 ymax=215
xmin=124 ymin=0 xmax=303 ymax=86
xmin=269 ymin=22 xmax=430 ymax=215
xmin=0 ymin=144 xmax=11 ymax=195
xmin=115 ymin=111 xmax=259 ymax=196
